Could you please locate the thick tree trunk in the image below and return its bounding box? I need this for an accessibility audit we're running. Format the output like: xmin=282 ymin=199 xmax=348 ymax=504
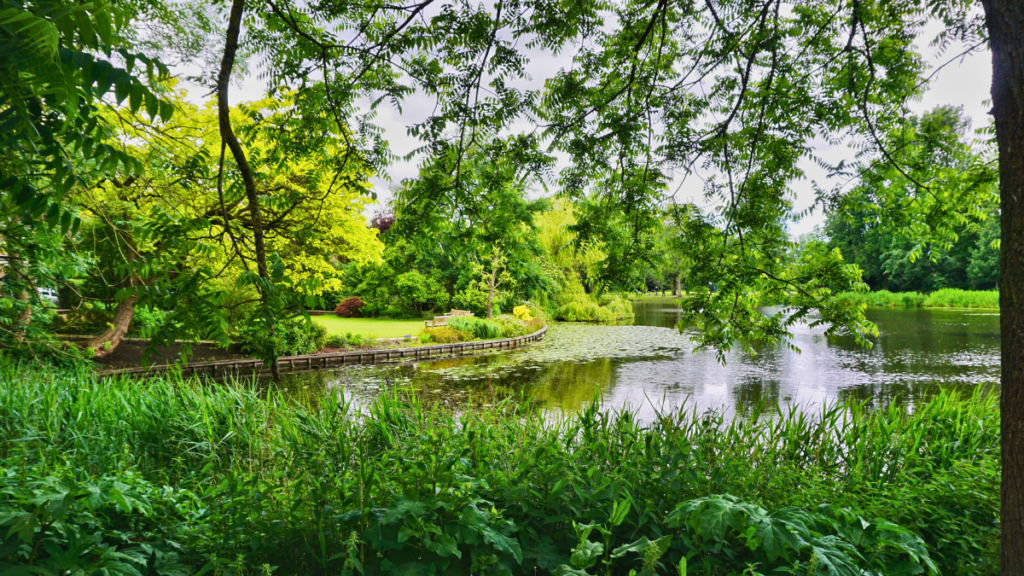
xmin=84 ymin=288 xmax=137 ymax=359
xmin=673 ymin=274 xmax=680 ymax=296
xmin=218 ymin=0 xmax=280 ymax=381
xmin=981 ymin=0 xmax=1024 ymax=572
xmin=14 ymin=289 xmax=31 ymax=342
xmin=8 ymin=252 xmax=32 ymax=342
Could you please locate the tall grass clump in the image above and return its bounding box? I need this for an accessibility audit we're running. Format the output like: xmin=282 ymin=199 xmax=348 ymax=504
xmin=0 ymin=362 xmax=998 ymax=576
xmin=835 ymin=289 xmax=928 ymax=308
xmin=924 ymin=288 xmax=999 ymax=309
xmin=836 ymin=289 xmax=1000 ymax=309
xmin=447 ymin=315 xmax=504 ymax=339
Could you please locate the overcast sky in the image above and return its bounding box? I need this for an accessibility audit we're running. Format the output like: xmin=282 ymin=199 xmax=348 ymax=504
xmin=202 ymin=18 xmax=994 ymax=238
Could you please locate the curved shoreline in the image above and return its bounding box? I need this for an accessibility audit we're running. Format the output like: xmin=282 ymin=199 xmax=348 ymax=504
xmin=99 ymin=325 xmax=547 ymax=378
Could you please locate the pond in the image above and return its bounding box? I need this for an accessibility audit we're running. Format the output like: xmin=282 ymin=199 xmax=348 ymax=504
xmin=276 ymin=299 xmax=1000 ymax=421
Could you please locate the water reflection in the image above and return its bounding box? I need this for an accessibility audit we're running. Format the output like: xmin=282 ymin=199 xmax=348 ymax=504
xmin=274 ymin=300 xmax=1000 ymax=421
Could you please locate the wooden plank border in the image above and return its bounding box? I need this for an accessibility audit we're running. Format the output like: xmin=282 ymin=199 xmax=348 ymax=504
xmin=99 ymin=325 xmax=548 ymax=378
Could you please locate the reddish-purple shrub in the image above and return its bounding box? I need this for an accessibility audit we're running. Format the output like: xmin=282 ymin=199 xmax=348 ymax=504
xmin=334 ymin=296 xmax=365 ymax=318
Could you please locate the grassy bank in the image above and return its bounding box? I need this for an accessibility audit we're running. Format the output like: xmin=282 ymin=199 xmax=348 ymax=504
xmin=0 ymin=364 xmax=998 ymax=575
xmin=835 ymin=288 xmax=999 ymax=309
xmin=312 ymin=315 xmax=426 ymax=338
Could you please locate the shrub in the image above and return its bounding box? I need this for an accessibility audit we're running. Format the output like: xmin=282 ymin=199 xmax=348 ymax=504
xmin=334 ymin=296 xmax=365 ymax=318
xmin=345 ymin=332 xmax=368 ymax=346
xmin=525 ymin=317 xmax=546 ymax=333
xmin=422 ymin=326 xmax=472 ymax=343
xmin=556 ymin=296 xmax=634 ymax=323
xmin=321 ymin=290 xmax=346 ymax=310
xmin=236 ymin=317 xmax=328 ymax=358
xmin=493 ymin=314 xmax=529 ymax=338
xmin=605 ymin=296 xmax=635 ymax=318
xmin=512 ymin=305 xmax=533 ymax=321
xmin=447 ymin=316 xmax=503 ymax=339
xmin=324 ymin=334 xmax=348 ymax=348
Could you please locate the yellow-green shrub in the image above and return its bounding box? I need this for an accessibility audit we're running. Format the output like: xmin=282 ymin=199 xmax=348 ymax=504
xmin=422 ymin=326 xmax=472 ymax=343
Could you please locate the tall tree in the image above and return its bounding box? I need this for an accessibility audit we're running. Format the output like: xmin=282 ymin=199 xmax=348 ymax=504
xmin=979 ymin=0 xmax=1024 ymax=569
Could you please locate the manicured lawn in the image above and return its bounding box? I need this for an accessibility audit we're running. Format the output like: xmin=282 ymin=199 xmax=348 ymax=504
xmin=312 ymin=315 xmax=426 ymax=338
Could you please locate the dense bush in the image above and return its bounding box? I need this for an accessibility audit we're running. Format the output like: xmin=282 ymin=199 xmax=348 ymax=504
xmin=447 ymin=316 xmax=504 ymax=339
xmin=236 ymin=317 xmax=328 ymax=358
xmin=324 ymin=334 xmax=348 ymax=348
xmin=512 ymin=305 xmax=533 ymax=321
xmin=334 ymin=296 xmax=365 ymax=317
xmin=556 ymin=296 xmax=634 ymax=322
xmin=0 ymin=365 xmax=998 ymax=576
xmin=323 ymin=331 xmax=372 ymax=349
xmin=493 ymin=314 xmax=529 ymax=337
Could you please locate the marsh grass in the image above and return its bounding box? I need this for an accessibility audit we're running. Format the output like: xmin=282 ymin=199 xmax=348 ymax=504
xmin=836 ymin=288 xmax=999 ymax=309
xmin=0 ymin=362 xmax=999 ymax=575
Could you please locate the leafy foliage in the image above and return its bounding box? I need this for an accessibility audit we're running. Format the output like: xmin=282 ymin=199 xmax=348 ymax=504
xmin=555 ymin=297 xmax=634 ymax=323
xmin=0 ymin=364 xmax=998 ymax=576
xmin=236 ymin=316 xmax=328 ymax=358
xmin=334 ymin=296 xmax=365 ymax=318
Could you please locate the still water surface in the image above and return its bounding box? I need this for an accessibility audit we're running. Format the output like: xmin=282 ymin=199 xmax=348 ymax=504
xmin=278 ymin=300 xmax=1000 ymax=420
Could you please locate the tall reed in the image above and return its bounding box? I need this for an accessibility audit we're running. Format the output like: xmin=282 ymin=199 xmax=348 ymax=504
xmin=835 ymin=288 xmax=999 ymax=309
xmin=0 ymin=361 xmax=999 ymax=576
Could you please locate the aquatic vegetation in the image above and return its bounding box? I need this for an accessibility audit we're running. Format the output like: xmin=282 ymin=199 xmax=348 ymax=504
xmin=833 ymin=290 xmax=928 ymax=308
xmin=834 ymin=289 xmax=999 ymax=309
xmin=0 ymin=362 xmax=997 ymax=576
xmin=924 ymin=288 xmax=1000 ymax=309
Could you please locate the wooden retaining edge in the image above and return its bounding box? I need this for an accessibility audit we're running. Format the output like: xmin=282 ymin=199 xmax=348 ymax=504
xmin=98 ymin=325 xmax=548 ymax=378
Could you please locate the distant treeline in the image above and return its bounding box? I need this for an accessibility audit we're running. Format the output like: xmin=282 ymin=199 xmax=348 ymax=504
xmin=822 ymin=106 xmax=999 ymax=294
xmin=835 ymin=288 xmax=999 ymax=309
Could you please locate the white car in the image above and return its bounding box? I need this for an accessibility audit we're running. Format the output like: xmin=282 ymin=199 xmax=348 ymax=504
xmin=36 ymin=287 xmax=59 ymax=306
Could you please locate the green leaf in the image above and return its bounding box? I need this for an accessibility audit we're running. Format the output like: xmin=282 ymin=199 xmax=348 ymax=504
xmin=129 ymin=84 xmax=142 ymax=114
xmin=609 ymin=496 xmax=631 ymax=527
xmin=159 ymin=100 xmax=174 ymax=122
xmin=569 ymin=540 xmax=603 ymax=570
xmin=114 ymin=79 xmax=130 ymax=104
xmin=145 ymin=92 xmax=159 ymax=120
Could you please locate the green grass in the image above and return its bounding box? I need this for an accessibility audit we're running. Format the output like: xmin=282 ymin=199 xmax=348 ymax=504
xmin=311 ymin=315 xmax=426 ymax=338
xmin=0 ymin=363 xmax=999 ymax=576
